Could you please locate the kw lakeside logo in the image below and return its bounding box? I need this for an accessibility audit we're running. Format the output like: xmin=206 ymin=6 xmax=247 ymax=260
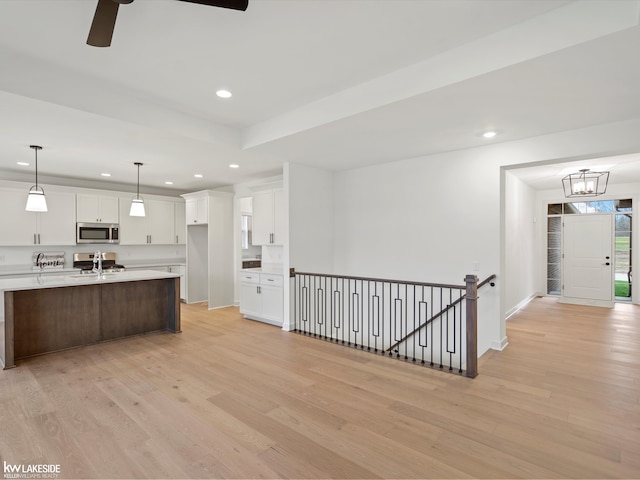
xmin=3 ymin=461 xmax=60 ymax=479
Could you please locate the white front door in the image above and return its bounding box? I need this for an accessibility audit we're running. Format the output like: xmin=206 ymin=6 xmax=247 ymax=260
xmin=563 ymin=214 xmax=613 ymax=301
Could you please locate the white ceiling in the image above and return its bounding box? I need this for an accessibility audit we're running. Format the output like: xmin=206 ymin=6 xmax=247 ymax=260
xmin=1 ymin=0 xmax=640 ymax=194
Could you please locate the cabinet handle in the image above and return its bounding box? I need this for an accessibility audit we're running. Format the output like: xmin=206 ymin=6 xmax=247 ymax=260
xmin=38 ymin=234 xmax=41 ymax=244
xmin=34 ymin=233 xmax=37 ymax=245
xmin=176 ymin=235 xmax=178 ymax=244
xmin=194 ymin=220 xmax=197 ymax=223
xmin=257 ymin=286 xmax=261 ymax=294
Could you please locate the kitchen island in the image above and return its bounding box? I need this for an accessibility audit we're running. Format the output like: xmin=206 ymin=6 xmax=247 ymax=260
xmin=0 ymin=270 xmax=181 ymax=369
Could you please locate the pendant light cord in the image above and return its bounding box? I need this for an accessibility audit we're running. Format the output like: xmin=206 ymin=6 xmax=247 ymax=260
xmin=30 ymin=145 xmax=43 ymax=190
xmin=134 ymin=162 xmax=143 ymax=200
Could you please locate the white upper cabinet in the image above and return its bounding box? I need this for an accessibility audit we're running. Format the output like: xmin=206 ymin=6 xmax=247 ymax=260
xmin=185 ymin=195 xmax=208 ymax=225
xmin=148 ymin=200 xmax=176 ymax=244
xmin=37 ymin=191 xmax=77 ymax=245
xmin=118 ymin=198 xmax=180 ymax=245
xmin=175 ymin=202 xmax=186 ymax=244
xmin=0 ymin=189 xmax=75 ymax=246
xmin=252 ymin=189 xmax=284 ymax=245
xmin=76 ymin=194 xmax=119 ymax=223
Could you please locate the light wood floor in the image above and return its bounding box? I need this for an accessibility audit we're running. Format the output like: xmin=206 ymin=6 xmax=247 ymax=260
xmin=0 ymin=297 xmax=638 ymax=479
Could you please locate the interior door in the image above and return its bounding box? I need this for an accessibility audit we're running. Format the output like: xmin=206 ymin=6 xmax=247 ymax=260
xmin=563 ymin=214 xmax=613 ymax=301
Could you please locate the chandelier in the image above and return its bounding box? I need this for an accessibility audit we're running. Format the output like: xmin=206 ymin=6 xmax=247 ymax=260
xmin=562 ymin=169 xmax=609 ymax=197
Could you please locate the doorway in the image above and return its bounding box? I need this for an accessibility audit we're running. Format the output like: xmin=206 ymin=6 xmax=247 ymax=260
xmin=546 ymin=199 xmax=633 ymax=304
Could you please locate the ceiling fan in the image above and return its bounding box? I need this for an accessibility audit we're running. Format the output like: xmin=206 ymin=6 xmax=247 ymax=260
xmin=87 ymin=0 xmax=249 ymax=47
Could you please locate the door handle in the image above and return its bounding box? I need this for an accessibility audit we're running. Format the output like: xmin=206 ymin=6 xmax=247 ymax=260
xmin=603 ymin=262 xmax=610 ymax=266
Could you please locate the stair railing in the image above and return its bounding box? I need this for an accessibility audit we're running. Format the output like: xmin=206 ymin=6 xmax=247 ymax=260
xmin=292 ymin=270 xmax=496 ymax=378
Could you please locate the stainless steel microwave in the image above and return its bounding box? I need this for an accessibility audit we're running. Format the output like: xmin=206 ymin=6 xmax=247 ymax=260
xmin=76 ymin=222 xmax=120 ymax=244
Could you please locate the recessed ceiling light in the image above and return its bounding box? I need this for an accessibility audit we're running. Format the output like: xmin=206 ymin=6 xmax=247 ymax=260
xmin=194 ymin=174 xmax=203 ymax=178
xmin=101 ymin=173 xmax=111 ymax=177
xmin=482 ymin=131 xmax=497 ymax=138
xmin=164 ymin=181 xmax=174 ymax=185
xmin=17 ymin=162 xmax=29 ymax=166
xmin=229 ymin=164 xmax=240 ymax=169
xmin=216 ymin=89 xmax=232 ymax=99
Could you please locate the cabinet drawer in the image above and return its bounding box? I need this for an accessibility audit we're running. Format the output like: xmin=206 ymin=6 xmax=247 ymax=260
xmin=260 ymin=274 xmax=283 ymax=286
xmin=240 ymin=272 xmax=260 ymax=284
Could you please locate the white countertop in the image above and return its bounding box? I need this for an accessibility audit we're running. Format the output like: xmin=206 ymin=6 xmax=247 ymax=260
xmin=0 ymin=267 xmax=80 ymax=277
xmin=0 ymin=269 xmax=180 ymax=293
xmin=123 ymin=258 xmax=186 ymax=268
xmin=240 ymin=266 xmax=285 ymax=275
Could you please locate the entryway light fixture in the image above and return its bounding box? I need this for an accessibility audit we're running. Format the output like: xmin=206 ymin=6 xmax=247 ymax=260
xmin=562 ymin=168 xmax=609 ymax=197
xmin=25 ymin=145 xmax=48 ymax=212
xmin=129 ymin=162 xmax=146 ymax=217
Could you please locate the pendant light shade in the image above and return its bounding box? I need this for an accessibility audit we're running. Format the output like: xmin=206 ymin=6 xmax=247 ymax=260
xmin=129 ymin=162 xmax=146 ymax=217
xmin=25 ymin=145 xmax=48 ymax=212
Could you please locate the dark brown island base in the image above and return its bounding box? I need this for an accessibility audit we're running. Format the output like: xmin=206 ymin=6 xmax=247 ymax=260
xmin=0 ymin=271 xmax=181 ymax=369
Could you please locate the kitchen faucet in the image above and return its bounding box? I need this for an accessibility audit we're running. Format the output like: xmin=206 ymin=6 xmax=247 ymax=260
xmin=92 ymin=250 xmax=103 ymax=277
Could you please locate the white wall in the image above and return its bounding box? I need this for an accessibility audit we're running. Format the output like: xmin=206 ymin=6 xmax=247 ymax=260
xmin=332 ymin=150 xmax=502 ymax=354
xmin=284 ymin=163 xmax=334 ymax=330
xmin=503 ymin=171 xmax=538 ymax=318
xmin=287 ymin=164 xmax=334 ymax=273
xmin=311 ymin=117 xmax=640 ymax=355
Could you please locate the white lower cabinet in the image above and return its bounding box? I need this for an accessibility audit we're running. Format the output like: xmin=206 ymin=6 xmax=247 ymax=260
xmin=239 ymin=271 xmax=283 ymax=326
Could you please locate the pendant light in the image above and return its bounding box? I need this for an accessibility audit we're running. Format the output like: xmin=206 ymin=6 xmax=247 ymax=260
xmin=129 ymin=162 xmax=146 ymax=217
xmin=25 ymin=145 xmax=48 ymax=212
xmin=562 ymin=168 xmax=609 ymax=197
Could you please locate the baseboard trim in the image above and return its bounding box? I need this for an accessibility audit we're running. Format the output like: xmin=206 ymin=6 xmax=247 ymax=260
xmin=505 ymin=292 xmax=538 ymax=320
xmin=491 ymin=337 xmax=509 ymax=351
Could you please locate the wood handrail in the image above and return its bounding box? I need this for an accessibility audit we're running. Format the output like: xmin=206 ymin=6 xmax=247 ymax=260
xmin=292 ymin=270 xmax=466 ymax=290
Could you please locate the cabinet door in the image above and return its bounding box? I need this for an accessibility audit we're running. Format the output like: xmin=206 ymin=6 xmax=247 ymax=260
xmin=272 ymin=189 xmax=284 ymax=245
xmin=175 ymin=202 xmax=186 ymax=244
xmin=76 ymin=194 xmax=100 ymax=222
xmin=251 ymin=191 xmax=273 ymax=245
xmin=260 ymin=284 xmax=283 ymax=324
xmin=77 ymin=194 xmax=119 ymax=223
xmin=148 ymin=200 xmax=175 ymax=244
xmin=240 ymin=283 xmax=261 ymax=317
xmin=118 ymin=197 xmax=147 ymax=244
xmin=186 ymin=196 xmax=208 ymax=225
xmin=38 ymin=191 xmax=76 ymax=245
xmin=0 ymin=189 xmax=37 ymax=245
xmin=99 ymin=196 xmax=119 ymax=223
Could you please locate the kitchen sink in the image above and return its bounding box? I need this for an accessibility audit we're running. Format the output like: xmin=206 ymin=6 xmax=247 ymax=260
xmin=70 ymin=272 xmax=120 ymax=279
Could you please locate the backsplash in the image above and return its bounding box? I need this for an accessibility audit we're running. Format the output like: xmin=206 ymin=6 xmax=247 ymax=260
xmin=0 ymin=244 xmax=186 ymax=270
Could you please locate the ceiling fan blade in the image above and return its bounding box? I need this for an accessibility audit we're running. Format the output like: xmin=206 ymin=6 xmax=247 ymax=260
xmin=87 ymin=0 xmax=120 ymax=47
xmin=177 ymin=0 xmax=248 ymax=11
